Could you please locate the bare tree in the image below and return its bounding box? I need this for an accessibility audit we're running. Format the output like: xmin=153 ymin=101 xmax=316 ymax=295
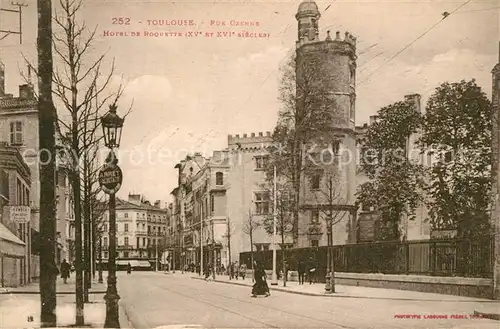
xmin=36 ymin=0 xmax=126 ymax=324
xmin=305 ymin=148 xmax=350 ymax=292
xmin=242 ymin=208 xmax=260 ymax=280
xmin=262 ymin=181 xmax=294 ymax=287
xmin=223 ymin=217 xmax=235 ymax=278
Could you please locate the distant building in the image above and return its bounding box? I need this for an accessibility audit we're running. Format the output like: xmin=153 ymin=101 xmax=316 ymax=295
xmin=100 ymin=194 xmax=169 ymax=270
xmin=0 ymin=142 xmax=31 ymax=287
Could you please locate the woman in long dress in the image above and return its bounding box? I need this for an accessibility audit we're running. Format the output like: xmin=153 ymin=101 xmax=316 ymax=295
xmin=251 ymin=261 xmax=270 ymax=297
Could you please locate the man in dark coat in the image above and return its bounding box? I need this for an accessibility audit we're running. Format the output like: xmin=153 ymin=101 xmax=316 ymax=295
xmin=60 ymin=259 xmax=70 ymax=284
xmin=307 ymin=257 xmax=316 ymax=284
xmin=297 ymin=260 xmax=306 ymax=285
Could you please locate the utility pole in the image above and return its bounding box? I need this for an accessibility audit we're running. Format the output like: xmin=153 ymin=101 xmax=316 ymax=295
xmin=211 ymin=216 xmax=215 ymax=280
xmin=492 ymin=41 xmax=500 ymax=300
xmin=37 ymin=0 xmax=57 ymax=326
xmin=271 ymin=165 xmax=278 ymax=286
xmin=155 ymin=231 xmax=159 ymax=271
xmin=0 ymin=2 xmax=27 ymax=44
xmin=200 ymin=204 xmax=203 ymax=276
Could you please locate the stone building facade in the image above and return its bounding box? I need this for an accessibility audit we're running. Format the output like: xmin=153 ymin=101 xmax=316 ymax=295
xmin=169 ymin=133 xmax=280 ymax=271
xmin=0 ymin=142 xmax=31 ymax=287
xmin=100 ymin=194 xmax=168 ymax=269
xmin=354 ymin=94 xmax=431 ymax=242
xmin=0 ymin=62 xmax=74 ymax=279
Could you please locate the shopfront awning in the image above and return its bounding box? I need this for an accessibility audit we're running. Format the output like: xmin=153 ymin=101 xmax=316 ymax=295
xmin=0 ymin=222 xmax=25 ymax=257
xmin=137 ymin=260 xmax=151 ymax=267
xmin=116 ymin=260 xmax=151 ymax=268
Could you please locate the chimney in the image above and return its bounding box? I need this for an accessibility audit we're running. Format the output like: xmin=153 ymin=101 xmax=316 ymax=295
xmin=369 ymin=115 xmax=379 ymax=125
xmin=19 ymin=84 xmax=34 ymax=99
xmin=128 ymin=194 xmax=141 ymax=206
xmin=404 ymin=94 xmax=422 ymax=113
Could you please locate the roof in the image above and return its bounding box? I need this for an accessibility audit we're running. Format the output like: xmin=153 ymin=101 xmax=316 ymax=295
xmin=115 ymin=198 xmax=167 ymax=212
xmin=0 ymin=222 xmax=25 ymax=246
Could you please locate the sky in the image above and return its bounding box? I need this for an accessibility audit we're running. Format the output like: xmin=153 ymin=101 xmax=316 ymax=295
xmin=0 ymin=0 xmax=498 ymax=203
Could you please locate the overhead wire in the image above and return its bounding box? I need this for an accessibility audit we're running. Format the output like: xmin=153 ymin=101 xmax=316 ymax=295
xmin=358 ymin=0 xmax=475 ymax=85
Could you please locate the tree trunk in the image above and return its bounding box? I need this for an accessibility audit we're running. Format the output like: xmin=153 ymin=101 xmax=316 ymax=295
xmin=83 ymin=155 xmax=90 ymax=302
xmin=227 ymin=219 xmax=232 ymax=276
xmin=38 ymin=0 xmax=57 ymax=326
xmin=249 ymin=228 xmax=254 ymax=282
xmin=281 ymin=234 xmax=287 ymax=287
xmin=92 ymin=216 xmax=96 ymax=279
xmin=72 ymin=164 xmax=84 ymax=325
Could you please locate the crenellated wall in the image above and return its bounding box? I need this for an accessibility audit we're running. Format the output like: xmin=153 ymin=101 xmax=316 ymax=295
xmin=227 ymin=132 xmax=273 ymax=150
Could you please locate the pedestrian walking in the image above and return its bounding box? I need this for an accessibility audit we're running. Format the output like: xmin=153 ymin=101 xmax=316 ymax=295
xmin=220 ymin=263 xmax=225 ymax=276
xmin=239 ymin=263 xmax=247 ymax=279
xmin=126 ymin=262 xmax=132 ymax=274
xmin=233 ymin=261 xmax=239 ymax=280
xmin=204 ymin=263 xmax=211 ymax=281
xmin=297 ymin=260 xmax=306 ymax=285
xmin=307 ymin=257 xmax=316 ymax=284
xmin=60 ymin=259 xmax=70 ymax=284
xmin=251 ymin=261 xmax=270 ymax=298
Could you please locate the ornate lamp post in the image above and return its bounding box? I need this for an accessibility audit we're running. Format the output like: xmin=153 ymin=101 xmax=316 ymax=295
xmin=99 ymin=103 xmax=124 ymax=328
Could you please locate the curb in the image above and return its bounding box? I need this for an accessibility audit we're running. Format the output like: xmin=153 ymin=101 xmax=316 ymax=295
xmin=0 ymin=290 xmax=107 ymax=295
xmin=190 ymin=277 xmax=497 ymax=302
xmin=120 ymin=302 xmax=135 ymax=329
xmin=474 ymin=311 xmax=500 ymax=321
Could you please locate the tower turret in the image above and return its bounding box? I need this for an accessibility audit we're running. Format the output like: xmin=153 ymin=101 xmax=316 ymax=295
xmin=296 ymin=0 xmax=321 ymax=46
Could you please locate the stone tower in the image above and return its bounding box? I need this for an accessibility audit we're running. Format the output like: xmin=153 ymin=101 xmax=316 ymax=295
xmin=295 ymin=1 xmax=358 ymax=247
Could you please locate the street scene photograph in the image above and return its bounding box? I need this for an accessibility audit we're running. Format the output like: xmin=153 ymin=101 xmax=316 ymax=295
xmin=0 ymin=0 xmax=499 ymax=328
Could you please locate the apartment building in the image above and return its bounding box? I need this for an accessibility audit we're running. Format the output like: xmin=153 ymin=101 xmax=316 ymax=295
xmin=100 ymin=194 xmax=169 ymax=270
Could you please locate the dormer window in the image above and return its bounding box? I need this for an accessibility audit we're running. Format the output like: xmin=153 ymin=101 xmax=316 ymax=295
xmin=9 ymin=121 xmax=23 ymax=145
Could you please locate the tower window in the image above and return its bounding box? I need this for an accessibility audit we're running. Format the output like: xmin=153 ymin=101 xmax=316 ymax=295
xmin=310 ymin=209 xmax=320 ymax=223
xmin=349 ymin=98 xmax=355 ymax=121
xmin=216 ymin=172 xmax=223 ymax=185
xmin=311 ymin=174 xmax=320 ymax=190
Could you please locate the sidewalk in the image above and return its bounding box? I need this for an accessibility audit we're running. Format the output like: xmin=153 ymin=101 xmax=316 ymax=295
xmin=0 ymin=277 xmax=133 ymax=328
xmin=191 ymin=274 xmax=500 ymax=320
xmin=0 ymin=276 xmax=107 ymax=294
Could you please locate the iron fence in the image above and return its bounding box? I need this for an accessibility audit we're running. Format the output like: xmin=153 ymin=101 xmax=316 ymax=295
xmin=240 ymin=236 xmax=493 ymax=281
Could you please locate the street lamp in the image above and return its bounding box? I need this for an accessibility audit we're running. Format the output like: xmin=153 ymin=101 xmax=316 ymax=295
xmin=99 ymin=103 xmax=124 ymax=328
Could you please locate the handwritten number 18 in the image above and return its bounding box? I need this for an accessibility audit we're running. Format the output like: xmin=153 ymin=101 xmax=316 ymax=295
xmin=112 ymin=17 xmax=130 ymax=25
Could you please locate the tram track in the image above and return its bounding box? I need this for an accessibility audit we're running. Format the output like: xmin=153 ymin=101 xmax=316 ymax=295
xmin=150 ymin=277 xmax=380 ymax=329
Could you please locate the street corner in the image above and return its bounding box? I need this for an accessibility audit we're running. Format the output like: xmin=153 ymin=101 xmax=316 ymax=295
xmin=119 ymin=302 xmax=135 ymax=329
xmin=473 ymin=311 xmax=500 ymax=321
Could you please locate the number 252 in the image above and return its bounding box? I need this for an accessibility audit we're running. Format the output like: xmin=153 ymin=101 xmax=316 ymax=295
xmin=112 ymin=17 xmax=130 ymax=25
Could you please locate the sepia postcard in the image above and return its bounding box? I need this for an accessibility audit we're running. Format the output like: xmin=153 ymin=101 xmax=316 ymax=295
xmin=0 ymin=0 xmax=499 ymax=328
